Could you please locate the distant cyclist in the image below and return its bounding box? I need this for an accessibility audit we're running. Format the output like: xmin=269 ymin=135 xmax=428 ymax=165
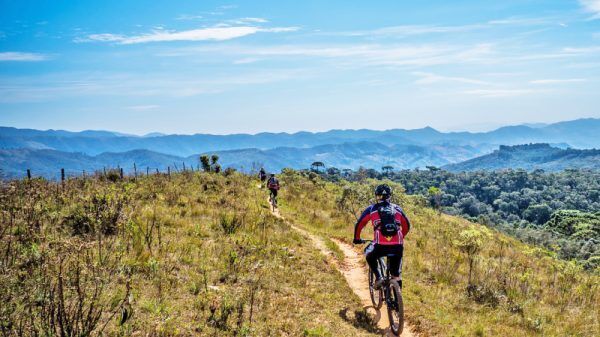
xmin=267 ymin=174 xmax=280 ymax=207
xmin=258 ymin=168 xmax=267 ymax=187
xmin=353 ymin=184 xmax=410 ymax=289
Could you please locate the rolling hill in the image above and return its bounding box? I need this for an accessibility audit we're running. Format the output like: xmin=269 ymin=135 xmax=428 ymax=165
xmin=0 ymin=142 xmax=485 ymax=179
xmin=443 ymin=143 xmax=600 ymax=172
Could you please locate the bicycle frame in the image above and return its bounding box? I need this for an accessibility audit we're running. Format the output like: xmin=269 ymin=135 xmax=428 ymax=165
xmin=377 ymin=256 xmax=399 ymax=310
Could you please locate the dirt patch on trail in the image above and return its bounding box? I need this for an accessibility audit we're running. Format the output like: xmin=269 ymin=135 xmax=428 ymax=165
xmin=268 ymin=200 xmax=416 ymax=336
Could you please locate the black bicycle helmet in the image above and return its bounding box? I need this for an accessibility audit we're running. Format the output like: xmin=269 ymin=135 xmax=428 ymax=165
xmin=375 ymin=184 xmax=392 ymax=198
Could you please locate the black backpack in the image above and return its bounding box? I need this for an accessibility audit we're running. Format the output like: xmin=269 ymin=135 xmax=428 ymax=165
xmin=376 ymin=203 xmax=399 ymax=237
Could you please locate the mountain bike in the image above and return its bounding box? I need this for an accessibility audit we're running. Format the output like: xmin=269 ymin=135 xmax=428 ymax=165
xmin=359 ymin=240 xmax=404 ymax=336
xmin=269 ymin=190 xmax=278 ymax=211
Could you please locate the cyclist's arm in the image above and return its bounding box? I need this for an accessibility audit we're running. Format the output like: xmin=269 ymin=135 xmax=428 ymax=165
xmin=353 ymin=206 xmax=372 ymax=240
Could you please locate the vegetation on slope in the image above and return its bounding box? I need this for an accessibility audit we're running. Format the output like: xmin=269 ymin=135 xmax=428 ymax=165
xmin=0 ymin=171 xmax=381 ymax=336
xmin=443 ymin=144 xmax=600 ymax=172
xmin=277 ymin=170 xmax=599 ymax=337
xmin=388 ymin=167 xmax=600 ymax=268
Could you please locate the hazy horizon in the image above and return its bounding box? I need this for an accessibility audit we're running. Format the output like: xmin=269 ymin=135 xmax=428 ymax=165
xmin=2 ymin=116 xmax=598 ymax=137
xmin=1 ymin=1 xmax=600 ymax=134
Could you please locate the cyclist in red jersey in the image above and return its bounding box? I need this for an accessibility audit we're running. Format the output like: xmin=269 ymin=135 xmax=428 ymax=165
xmin=353 ymin=184 xmax=410 ymax=289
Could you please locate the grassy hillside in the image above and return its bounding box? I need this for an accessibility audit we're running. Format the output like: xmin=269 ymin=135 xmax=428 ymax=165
xmin=277 ymin=170 xmax=599 ymax=337
xmin=0 ymin=172 xmax=379 ymax=336
xmin=2 ymin=170 xmax=598 ymax=336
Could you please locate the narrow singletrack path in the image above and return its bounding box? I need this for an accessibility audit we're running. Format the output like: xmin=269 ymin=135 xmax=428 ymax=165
xmin=268 ymin=199 xmax=415 ymax=336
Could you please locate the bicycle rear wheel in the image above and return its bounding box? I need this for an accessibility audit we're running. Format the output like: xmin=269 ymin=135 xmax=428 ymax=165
xmin=368 ymin=268 xmax=383 ymax=309
xmin=387 ymin=280 xmax=404 ymax=336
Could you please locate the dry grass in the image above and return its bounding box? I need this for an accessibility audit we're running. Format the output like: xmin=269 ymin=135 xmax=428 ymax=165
xmin=3 ymin=169 xmax=597 ymax=336
xmin=278 ymin=170 xmax=599 ymax=337
xmin=0 ymin=172 xmax=379 ymax=336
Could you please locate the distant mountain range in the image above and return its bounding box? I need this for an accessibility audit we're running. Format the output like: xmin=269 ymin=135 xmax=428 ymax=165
xmin=1 ymin=118 xmax=599 ymax=178
xmin=1 ymin=118 xmax=599 ymax=157
xmin=0 ymin=142 xmax=484 ymax=179
xmin=443 ymin=144 xmax=600 ymax=172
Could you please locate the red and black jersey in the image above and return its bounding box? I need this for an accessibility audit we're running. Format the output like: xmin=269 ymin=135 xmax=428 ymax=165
xmin=354 ymin=201 xmax=410 ymax=245
xmin=267 ymin=177 xmax=280 ymax=190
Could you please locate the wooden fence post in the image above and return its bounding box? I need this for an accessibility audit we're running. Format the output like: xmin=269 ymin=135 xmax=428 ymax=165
xmin=26 ymin=169 xmax=31 ymax=180
xmin=120 ymin=168 xmax=124 ymax=179
xmin=147 ymin=166 xmax=150 ymax=176
xmin=156 ymin=168 xmax=159 ymax=175
xmin=133 ymin=163 xmax=137 ymax=178
xmin=167 ymin=166 xmax=171 ymax=177
xmin=61 ymin=168 xmax=65 ymax=183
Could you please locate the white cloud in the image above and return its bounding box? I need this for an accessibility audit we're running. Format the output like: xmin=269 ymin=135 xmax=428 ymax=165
xmin=0 ymin=52 xmax=48 ymax=61
xmin=167 ymin=43 xmax=495 ymax=68
xmin=233 ymin=57 xmax=261 ymax=64
xmin=529 ymin=78 xmax=587 ymax=84
xmin=487 ymin=17 xmax=554 ymax=26
xmin=128 ymin=105 xmax=159 ymax=111
xmin=580 ymin=0 xmax=600 ymax=19
xmin=463 ymin=89 xmax=542 ymax=97
xmin=176 ymin=14 xmax=204 ymax=21
xmin=75 ymin=33 xmax=125 ymax=43
xmin=0 ymin=69 xmax=306 ymax=103
xmin=76 ymin=26 xmax=299 ymax=44
xmin=228 ymin=17 xmax=269 ymax=24
xmin=329 ymin=24 xmax=483 ymax=37
xmin=412 ymin=72 xmax=488 ymax=85
xmin=323 ymin=17 xmax=553 ymax=38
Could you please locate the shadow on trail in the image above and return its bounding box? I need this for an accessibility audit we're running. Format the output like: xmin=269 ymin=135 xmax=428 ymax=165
xmin=339 ymin=306 xmax=395 ymax=336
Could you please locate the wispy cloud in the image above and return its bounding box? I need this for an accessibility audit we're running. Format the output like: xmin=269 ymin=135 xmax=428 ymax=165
xmin=176 ymin=14 xmax=204 ymax=21
xmin=0 ymin=69 xmax=306 ymax=103
xmin=75 ymin=26 xmax=299 ymax=44
xmin=127 ymin=105 xmax=160 ymax=111
xmin=229 ymin=17 xmax=269 ymax=24
xmin=326 ymin=24 xmax=484 ymax=37
xmin=0 ymin=52 xmax=49 ymax=61
xmin=412 ymin=71 xmax=488 ymax=85
xmin=487 ymin=16 xmax=555 ymax=26
xmin=530 ymin=78 xmax=587 ymax=84
xmin=579 ymin=0 xmax=600 ymax=19
xmin=164 ymin=43 xmax=495 ymax=68
xmin=463 ymin=88 xmax=542 ymax=97
xmin=233 ymin=57 xmax=261 ymax=64
xmin=322 ymin=16 xmax=554 ymax=38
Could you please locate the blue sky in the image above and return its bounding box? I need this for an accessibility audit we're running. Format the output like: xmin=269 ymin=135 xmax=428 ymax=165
xmin=0 ymin=0 xmax=599 ymax=135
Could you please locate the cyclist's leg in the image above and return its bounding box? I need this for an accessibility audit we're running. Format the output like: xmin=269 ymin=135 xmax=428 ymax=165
xmin=272 ymin=189 xmax=278 ymax=204
xmin=365 ymin=243 xmax=383 ymax=280
xmin=386 ymin=245 xmax=404 ymax=287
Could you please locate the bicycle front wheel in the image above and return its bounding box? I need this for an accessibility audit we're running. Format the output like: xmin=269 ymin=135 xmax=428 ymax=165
xmin=368 ymin=268 xmax=383 ymax=309
xmin=387 ymin=280 xmax=404 ymax=336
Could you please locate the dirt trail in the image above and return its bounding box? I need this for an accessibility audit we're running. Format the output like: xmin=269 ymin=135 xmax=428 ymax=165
xmin=268 ymin=200 xmax=415 ymax=336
